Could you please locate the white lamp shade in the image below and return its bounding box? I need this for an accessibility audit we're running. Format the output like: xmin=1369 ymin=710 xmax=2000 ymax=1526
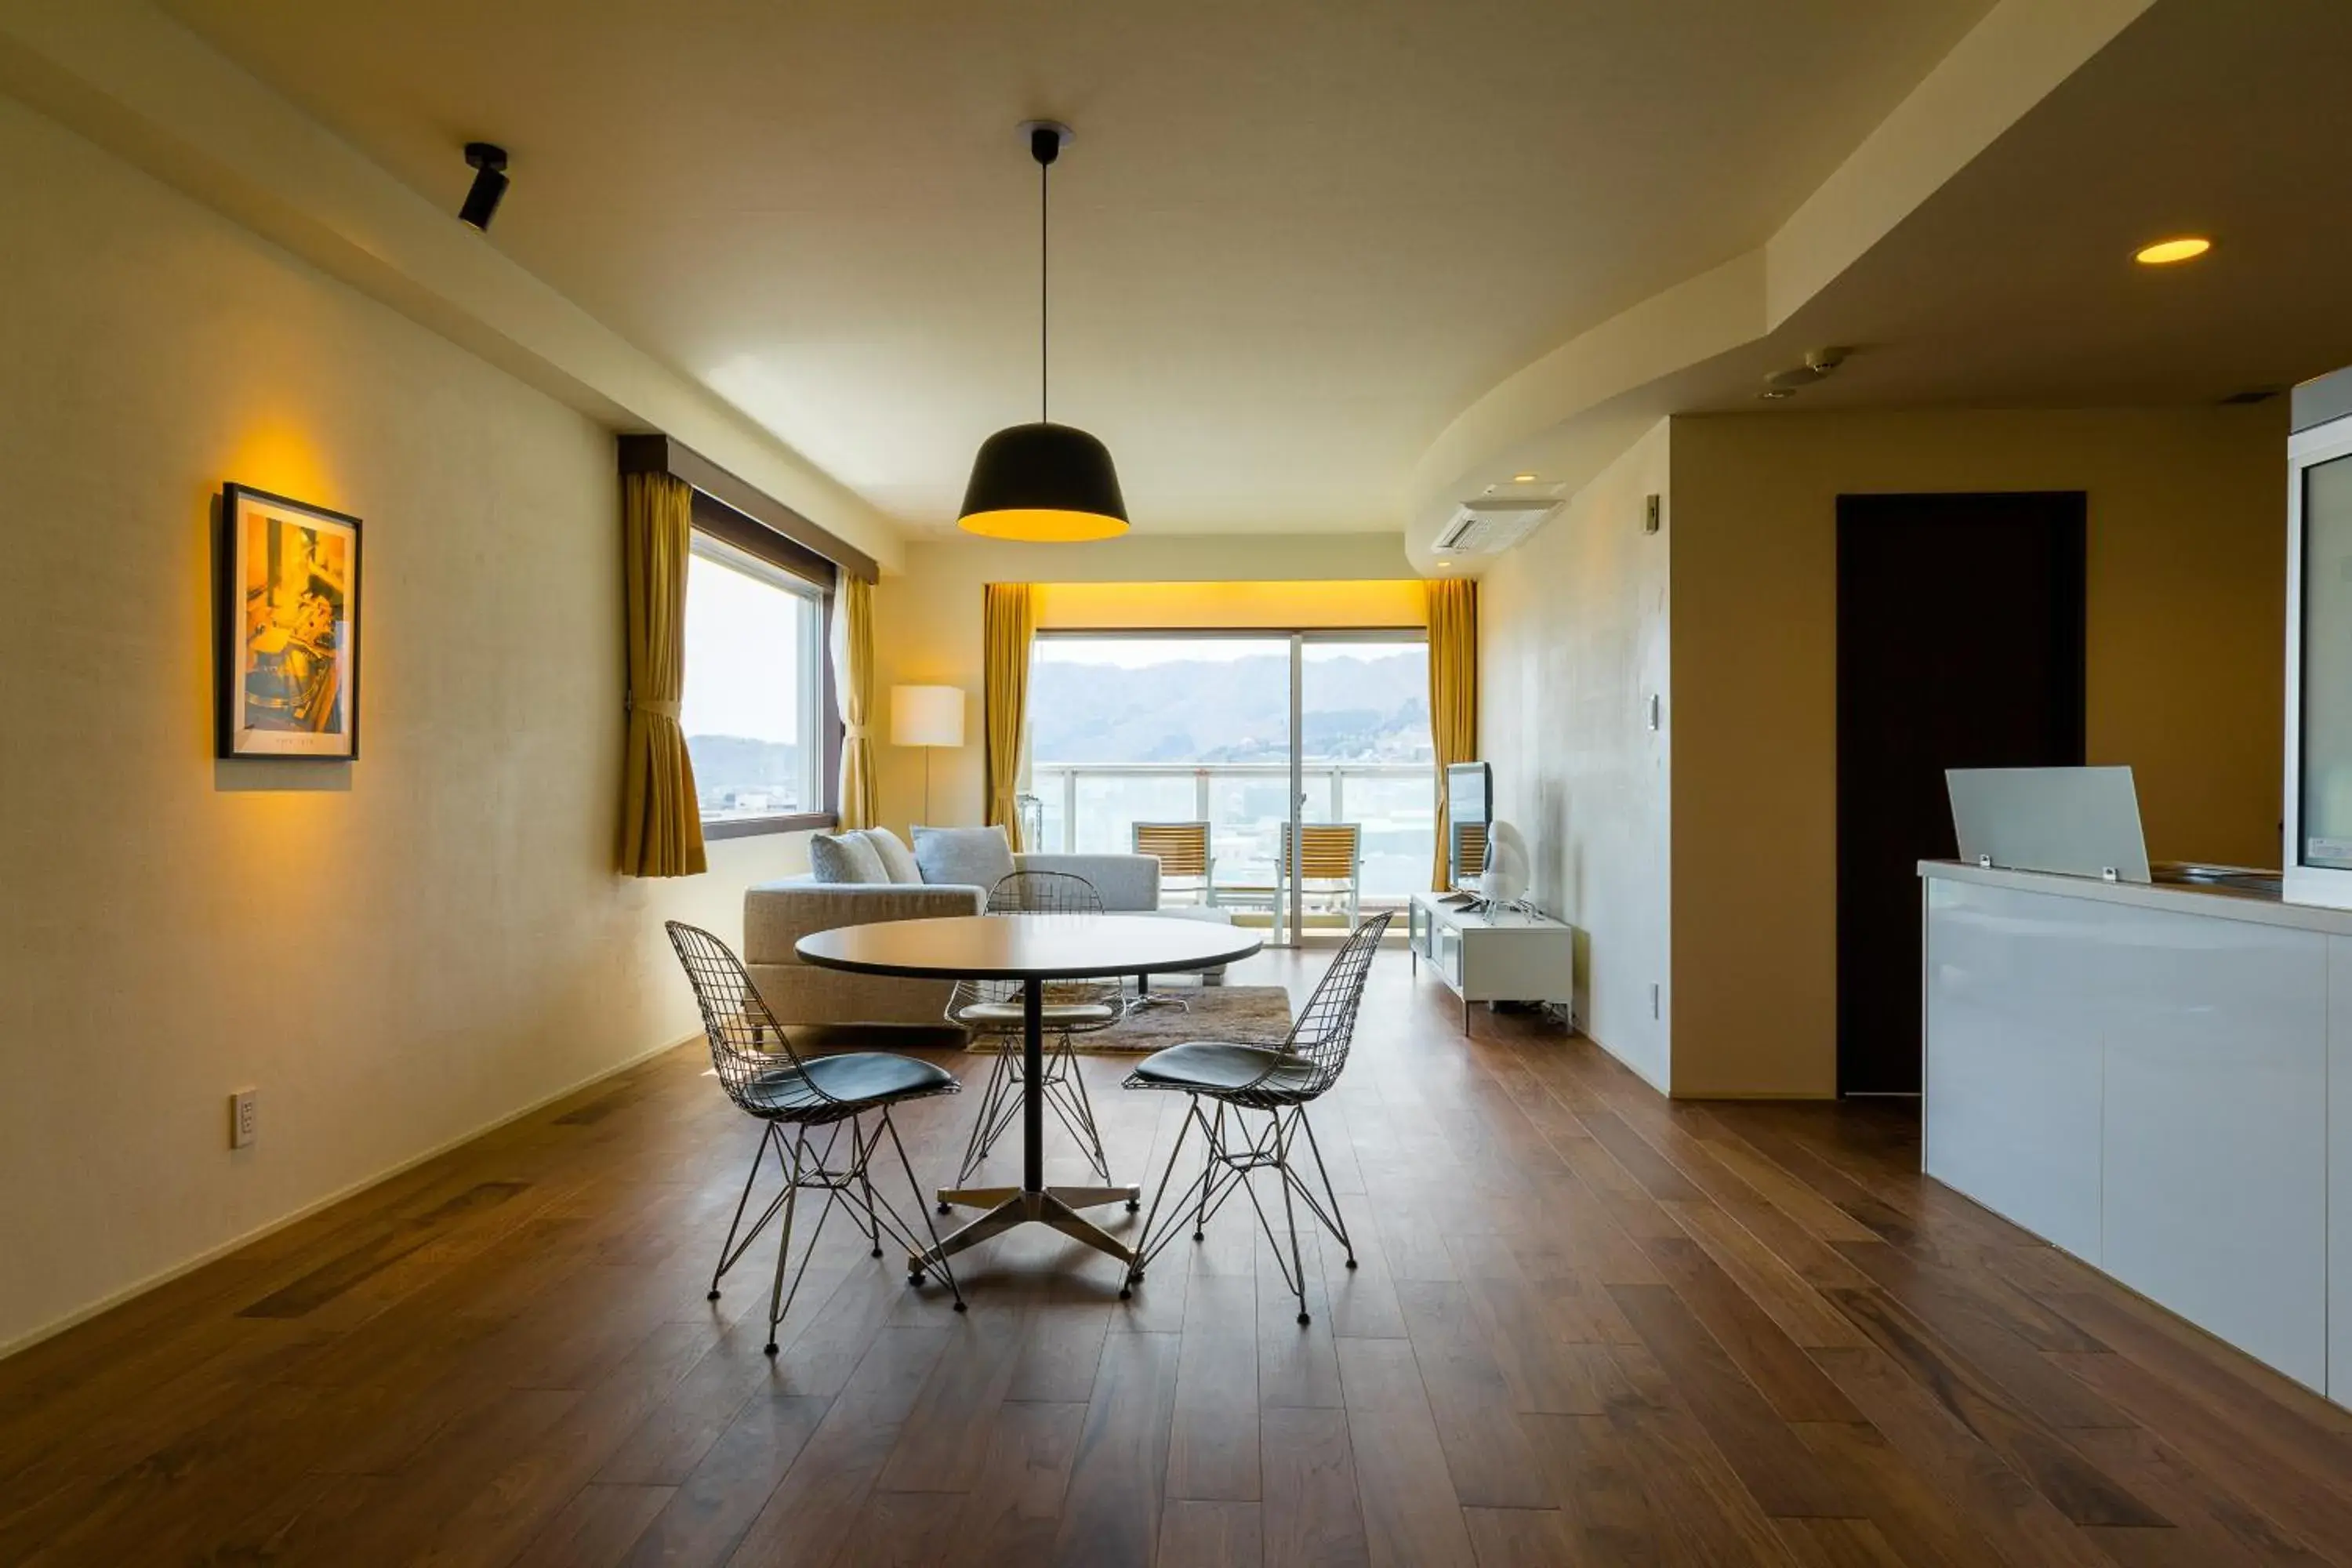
xmin=891 ymin=685 xmax=966 ymax=748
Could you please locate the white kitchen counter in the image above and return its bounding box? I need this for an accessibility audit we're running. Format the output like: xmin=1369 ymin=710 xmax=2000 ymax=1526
xmin=1924 ymin=856 xmax=2352 ymax=935
xmin=1918 ymin=860 xmax=2350 ymax=1403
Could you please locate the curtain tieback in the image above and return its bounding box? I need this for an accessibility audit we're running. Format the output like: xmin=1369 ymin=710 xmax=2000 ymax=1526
xmin=630 ymin=697 xmax=682 ymax=720
xmin=843 ymin=721 xmax=870 ymax=740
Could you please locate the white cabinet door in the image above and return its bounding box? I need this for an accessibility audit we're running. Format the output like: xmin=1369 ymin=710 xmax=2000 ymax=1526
xmin=1923 ymin=880 xmax=2103 ymax=1261
xmin=2099 ymin=905 xmax=2328 ymax=1392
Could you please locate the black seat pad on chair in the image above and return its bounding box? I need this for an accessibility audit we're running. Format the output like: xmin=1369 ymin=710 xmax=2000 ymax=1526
xmin=1131 ymin=1041 xmax=1319 ymax=1098
xmin=744 ymin=1052 xmax=955 ymax=1114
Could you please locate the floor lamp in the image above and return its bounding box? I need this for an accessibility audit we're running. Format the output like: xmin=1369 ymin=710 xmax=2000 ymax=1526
xmin=891 ymin=685 xmax=965 ymax=826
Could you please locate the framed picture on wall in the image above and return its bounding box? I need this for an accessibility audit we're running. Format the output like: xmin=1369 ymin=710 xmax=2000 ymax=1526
xmin=216 ymin=483 xmax=361 ymax=759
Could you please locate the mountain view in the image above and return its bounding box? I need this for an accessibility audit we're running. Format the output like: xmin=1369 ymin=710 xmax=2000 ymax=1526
xmin=1029 ymin=648 xmax=1432 ymax=765
xmin=688 ymin=734 xmax=804 ymax=815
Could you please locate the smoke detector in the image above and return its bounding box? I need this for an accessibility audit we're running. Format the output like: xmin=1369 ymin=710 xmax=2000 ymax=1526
xmin=1761 ymin=346 xmax=1849 ymax=396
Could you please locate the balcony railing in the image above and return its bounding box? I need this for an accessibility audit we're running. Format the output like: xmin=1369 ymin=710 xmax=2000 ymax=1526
xmin=1027 ymin=760 xmax=1436 ymax=913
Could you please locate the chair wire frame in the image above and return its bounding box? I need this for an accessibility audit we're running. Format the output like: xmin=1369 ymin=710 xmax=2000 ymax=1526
xmin=1128 ymin=820 xmax=1217 ymax=1013
xmin=944 ymin=871 xmax=1123 ymax=1198
xmin=1121 ymin=912 xmax=1392 ymax=1325
xmin=665 ymin=921 xmax=966 ymax=1348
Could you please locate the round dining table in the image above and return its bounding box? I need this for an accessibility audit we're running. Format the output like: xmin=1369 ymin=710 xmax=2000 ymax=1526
xmin=796 ymin=913 xmax=1264 ymax=1277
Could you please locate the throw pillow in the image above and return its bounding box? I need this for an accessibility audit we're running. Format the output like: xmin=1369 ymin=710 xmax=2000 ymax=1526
xmin=912 ymin=824 xmax=1016 ymax=890
xmin=808 ymin=831 xmax=888 ymax=884
xmin=860 ymin=828 xmax=924 ymax=885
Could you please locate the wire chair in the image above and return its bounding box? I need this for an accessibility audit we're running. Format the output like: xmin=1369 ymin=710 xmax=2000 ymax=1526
xmin=943 ymin=871 xmax=1123 ymax=1200
xmin=666 ymin=921 xmax=966 ymax=1351
xmin=1120 ymin=911 xmax=1392 ymax=1325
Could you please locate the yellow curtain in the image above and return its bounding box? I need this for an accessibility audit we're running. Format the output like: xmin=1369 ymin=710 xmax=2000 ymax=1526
xmin=619 ymin=471 xmax=707 ymax=877
xmin=832 ymin=574 xmax=877 ymax=829
xmin=1426 ymin=578 xmax=1479 ymax=890
xmin=982 ymin=582 xmax=1036 ymax=850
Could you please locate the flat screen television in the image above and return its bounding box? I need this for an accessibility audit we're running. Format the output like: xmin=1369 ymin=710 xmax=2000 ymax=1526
xmin=1446 ymin=760 xmax=1492 ymax=889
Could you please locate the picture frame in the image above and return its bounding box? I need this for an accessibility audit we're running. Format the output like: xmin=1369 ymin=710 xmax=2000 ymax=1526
xmin=216 ymin=483 xmax=361 ymax=760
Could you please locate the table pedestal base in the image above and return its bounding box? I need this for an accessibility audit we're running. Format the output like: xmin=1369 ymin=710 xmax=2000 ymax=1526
xmin=916 ymin=1184 xmax=1141 ymax=1270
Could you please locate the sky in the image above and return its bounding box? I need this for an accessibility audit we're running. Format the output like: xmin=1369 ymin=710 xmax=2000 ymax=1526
xmin=681 ymin=550 xmax=804 ymax=741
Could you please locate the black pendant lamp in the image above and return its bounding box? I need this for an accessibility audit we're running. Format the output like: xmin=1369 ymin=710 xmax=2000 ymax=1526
xmin=957 ymin=121 xmax=1130 ymax=541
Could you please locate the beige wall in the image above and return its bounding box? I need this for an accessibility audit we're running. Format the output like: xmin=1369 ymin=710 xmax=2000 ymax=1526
xmin=1480 ymin=421 xmax=1674 ymax=1089
xmin=0 ymin=93 xmax=807 ymax=1355
xmin=1669 ymin=405 xmax=2286 ymax=1097
xmin=869 ymin=532 xmax=1417 ymax=835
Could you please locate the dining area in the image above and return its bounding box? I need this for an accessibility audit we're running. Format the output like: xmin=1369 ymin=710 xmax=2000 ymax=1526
xmin=662 ymin=831 xmax=1394 ymax=1356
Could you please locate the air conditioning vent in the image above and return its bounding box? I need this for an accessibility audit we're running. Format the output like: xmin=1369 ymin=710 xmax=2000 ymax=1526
xmin=1435 ymin=496 xmax=1561 ymax=555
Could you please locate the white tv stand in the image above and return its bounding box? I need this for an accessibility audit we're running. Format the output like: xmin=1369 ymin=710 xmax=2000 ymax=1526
xmin=1406 ymin=891 xmax=1574 ymax=1033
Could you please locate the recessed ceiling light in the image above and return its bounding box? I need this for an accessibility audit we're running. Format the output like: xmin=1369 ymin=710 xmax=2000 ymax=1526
xmin=2135 ymin=236 xmax=2212 ymax=265
xmin=1511 ymin=472 xmax=1538 ymax=484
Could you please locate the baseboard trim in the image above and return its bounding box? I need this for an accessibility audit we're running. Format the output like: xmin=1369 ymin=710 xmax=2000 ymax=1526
xmin=0 ymin=1029 xmax=700 ymax=1366
xmin=1665 ymin=1087 xmax=1840 ymax=1102
xmin=1567 ymin=1025 xmax=1672 ymax=1098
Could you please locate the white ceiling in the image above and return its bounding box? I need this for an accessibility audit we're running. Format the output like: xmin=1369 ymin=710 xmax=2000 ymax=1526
xmin=1739 ymin=0 xmax=2352 ymax=413
xmin=1406 ymin=0 xmax=2352 ymax=562
xmin=161 ymin=0 xmax=1993 ymax=535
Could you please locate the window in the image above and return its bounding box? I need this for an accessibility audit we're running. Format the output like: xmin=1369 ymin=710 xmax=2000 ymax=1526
xmin=681 ymin=533 xmax=828 ymax=829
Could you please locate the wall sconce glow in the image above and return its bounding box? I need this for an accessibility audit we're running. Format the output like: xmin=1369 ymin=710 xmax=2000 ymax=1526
xmin=2134 ymin=236 xmax=2212 ymax=265
xmin=1510 ymin=473 xmax=1538 ymax=484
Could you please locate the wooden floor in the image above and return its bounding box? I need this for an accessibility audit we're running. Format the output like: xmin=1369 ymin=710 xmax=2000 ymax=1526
xmin=5 ymin=950 xmax=2351 ymax=1566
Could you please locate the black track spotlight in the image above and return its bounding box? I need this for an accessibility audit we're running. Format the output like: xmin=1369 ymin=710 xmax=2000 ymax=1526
xmin=459 ymin=142 xmax=509 ymax=231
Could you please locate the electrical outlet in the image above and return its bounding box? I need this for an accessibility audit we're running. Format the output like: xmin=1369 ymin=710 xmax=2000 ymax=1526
xmin=1644 ymin=494 xmax=1661 ymax=534
xmin=230 ymin=1089 xmax=258 ymax=1150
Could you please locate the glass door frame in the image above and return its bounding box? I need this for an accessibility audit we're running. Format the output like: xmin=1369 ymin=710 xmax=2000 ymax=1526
xmin=1287 ymin=629 xmax=1428 ymax=946
xmin=1028 ymin=624 xmax=1428 ymax=949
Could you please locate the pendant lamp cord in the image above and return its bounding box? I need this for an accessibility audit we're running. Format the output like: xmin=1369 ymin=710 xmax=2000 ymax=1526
xmin=1039 ymin=153 xmax=1050 ymax=423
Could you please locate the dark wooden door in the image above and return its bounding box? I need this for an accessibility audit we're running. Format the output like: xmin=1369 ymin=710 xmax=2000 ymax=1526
xmin=1836 ymin=492 xmax=2085 ymax=1095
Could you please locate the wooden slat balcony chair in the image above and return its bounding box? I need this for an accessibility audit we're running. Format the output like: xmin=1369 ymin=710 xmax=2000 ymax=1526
xmin=1131 ymin=820 xmax=1215 ymax=906
xmin=1277 ymin=821 xmax=1363 ymax=940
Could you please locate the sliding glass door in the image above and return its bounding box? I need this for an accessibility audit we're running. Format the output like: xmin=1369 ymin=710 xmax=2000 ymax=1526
xmin=1027 ymin=630 xmax=1432 ymax=945
xmin=1298 ymin=635 xmax=1433 ymax=936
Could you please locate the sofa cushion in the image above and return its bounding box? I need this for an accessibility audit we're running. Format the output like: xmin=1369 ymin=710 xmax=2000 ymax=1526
xmin=1150 ymin=905 xmax=1236 ymax=926
xmin=861 ymin=828 xmax=923 ymax=884
xmin=810 ymin=830 xmax=887 ymax=884
xmin=742 ymin=880 xmax=988 ymax=963
xmin=913 ymin=825 xmax=1016 ymax=890
xmin=1015 ymin=851 xmax=1160 ymax=912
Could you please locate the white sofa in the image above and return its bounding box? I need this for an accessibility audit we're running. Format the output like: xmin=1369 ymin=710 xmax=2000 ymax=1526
xmin=744 ymin=848 xmax=1228 ymax=1027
